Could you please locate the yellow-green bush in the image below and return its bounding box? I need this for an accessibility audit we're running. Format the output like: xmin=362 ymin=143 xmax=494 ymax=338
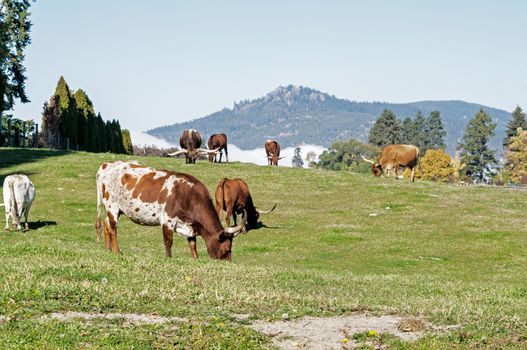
xmin=404 ymin=149 xmax=453 ymax=181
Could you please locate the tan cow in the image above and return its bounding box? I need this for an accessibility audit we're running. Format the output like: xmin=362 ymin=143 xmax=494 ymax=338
xmin=265 ymin=140 xmax=285 ymax=166
xmin=362 ymin=144 xmax=420 ymax=181
xmin=215 ymin=178 xmax=276 ymax=230
xmin=95 ymin=161 xmax=246 ymax=260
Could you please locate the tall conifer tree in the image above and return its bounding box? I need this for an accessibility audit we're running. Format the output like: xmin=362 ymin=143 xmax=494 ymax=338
xmin=425 ymin=110 xmax=446 ymax=150
xmin=503 ymin=106 xmax=527 ymax=147
xmin=54 ymin=76 xmax=77 ymax=147
xmin=458 ymin=108 xmax=497 ymax=183
xmin=368 ymin=109 xmax=401 ymax=147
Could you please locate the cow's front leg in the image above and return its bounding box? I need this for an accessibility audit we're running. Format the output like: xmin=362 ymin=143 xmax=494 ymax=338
xmin=187 ymin=237 xmax=198 ymax=259
xmin=162 ymin=224 xmax=174 ymax=258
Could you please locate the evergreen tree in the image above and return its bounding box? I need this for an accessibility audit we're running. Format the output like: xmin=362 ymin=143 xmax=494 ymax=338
xmin=458 ymin=108 xmax=497 ymax=183
xmin=73 ymin=89 xmax=94 ymax=150
xmin=96 ymin=114 xmax=107 ymax=152
xmin=368 ymin=109 xmax=401 ymax=147
xmin=400 ymin=117 xmax=417 ymax=144
xmin=105 ymin=120 xmax=115 ymax=152
xmin=413 ymin=111 xmax=427 ymax=150
xmin=0 ymin=0 xmax=32 ymax=113
xmin=40 ymin=95 xmax=61 ymax=148
xmin=292 ymin=147 xmax=304 ymax=168
xmin=425 ymin=110 xmax=446 ymax=150
xmin=121 ymin=129 xmax=133 ymax=155
xmin=54 ymin=76 xmax=77 ymax=147
xmin=503 ymin=106 xmax=527 ymax=147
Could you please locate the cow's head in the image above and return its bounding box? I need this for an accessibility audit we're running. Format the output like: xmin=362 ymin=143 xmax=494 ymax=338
xmin=205 ymin=210 xmax=247 ymax=261
xmin=361 ymin=154 xmax=382 ymax=177
xmin=268 ymin=153 xmax=285 ymax=166
xmin=168 ymin=148 xmax=220 ymax=164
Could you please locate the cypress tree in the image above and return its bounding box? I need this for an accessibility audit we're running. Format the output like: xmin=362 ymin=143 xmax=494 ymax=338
xmin=503 ymin=106 xmax=527 ymax=147
xmin=73 ymin=89 xmax=94 ymax=150
xmin=97 ymin=114 xmax=107 ymax=152
xmin=458 ymin=108 xmax=497 ymax=183
xmin=368 ymin=109 xmax=401 ymax=147
xmin=425 ymin=110 xmax=446 ymax=150
xmin=54 ymin=76 xmax=77 ymax=147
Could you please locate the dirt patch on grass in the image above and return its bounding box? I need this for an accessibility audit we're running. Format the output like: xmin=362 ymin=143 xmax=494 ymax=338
xmin=41 ymin=311 xmax=188 ymax=325
xmin=251 ymin=313 xmax=437 ymax=349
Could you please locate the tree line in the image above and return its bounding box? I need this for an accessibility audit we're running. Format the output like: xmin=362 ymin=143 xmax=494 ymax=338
xmin=317 ymin=106 xmax=527 ymax=185
xmin=40 ymin=76 xmax=133 ymax=154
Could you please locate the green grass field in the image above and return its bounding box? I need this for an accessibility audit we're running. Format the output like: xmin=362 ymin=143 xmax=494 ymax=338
xmin=0 ymin=148 xmax=526 ymax=349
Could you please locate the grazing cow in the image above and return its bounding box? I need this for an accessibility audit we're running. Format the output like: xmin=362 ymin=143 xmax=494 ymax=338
xmin=95 ymin=161 xmax=246 ymax=260
xmin=167 ymin=129 xmax=218 ymax=164
xmin=3 ymin=174 xmax=35 ymax=231
xmin=265 ymin=140 xmax=285 ymax=166
xmin=362 ymin=144 xmax=420 ymax=182
xmin=215 ymin=178 xmax=276 ymax=230
xmin=207 ymin=133 xmax=229 ymax=163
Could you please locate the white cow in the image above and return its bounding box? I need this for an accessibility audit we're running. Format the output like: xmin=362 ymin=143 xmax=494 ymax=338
xmin=3 ymin=174 xmax=35 ymax=231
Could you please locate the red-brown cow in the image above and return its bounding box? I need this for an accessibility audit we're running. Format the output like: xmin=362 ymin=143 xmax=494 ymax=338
xmin=362 ymin=144 xmax=420 ymax=181
xmin=265 ymin=140 xmax=285 ymax=166
xmin=215 ymin=178 xmax=276 ymax=230
xmin=167 ymin=129 xmax=218 ymax=164
xmin=95 ymin=161 xmax=246 ymax=261
xmin=207 ymin=133 xmax=229 ymax=163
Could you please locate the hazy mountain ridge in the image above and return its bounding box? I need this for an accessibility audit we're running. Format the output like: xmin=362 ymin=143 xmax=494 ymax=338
xmin=147 ymin=85 xmax=511 ymax=154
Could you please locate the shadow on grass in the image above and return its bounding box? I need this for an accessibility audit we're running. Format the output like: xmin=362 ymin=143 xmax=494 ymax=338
xmin=30 ymin=220 xmax=58 ymax=230
xmin=0 ymin=148 xmax=70 ymax=170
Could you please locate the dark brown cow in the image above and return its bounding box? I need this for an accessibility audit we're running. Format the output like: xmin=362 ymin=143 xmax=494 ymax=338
xmin=215 ymin=178 xmax=276 ymax=230
xmin=265 ymin=140 xmax=285 ymax=166
xmin=167 ymin=129 xmax=218 ymax=164
xmin=362 ymin=144 xmax=420 ymax=181
xmin=207 ymin=133 xmax=229 ymax=163
xmin=95 ymin=161 xmax=246 ymax=261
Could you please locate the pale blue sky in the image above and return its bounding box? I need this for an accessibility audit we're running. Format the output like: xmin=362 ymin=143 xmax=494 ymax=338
xmin=12 ymin=0 xmax=527 ymax=132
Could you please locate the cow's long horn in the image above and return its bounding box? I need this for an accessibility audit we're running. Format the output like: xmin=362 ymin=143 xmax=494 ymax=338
xmin=224 ymin=209 xmax=247 ymax=237
xmin=167 ymin=149 xmax=188 ymax=156
xmin=278 ymin=156 xmax=286 ymax=160
xmin=198 ymin=147 xmax=220 ymax=154
xmin=360 ymin=154 xmax=376 ymax=164
xmin=256 ymin=203 xmax=276 ymax=215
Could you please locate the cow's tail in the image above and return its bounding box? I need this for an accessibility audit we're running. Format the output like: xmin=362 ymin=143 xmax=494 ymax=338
xmin=215 ymin=178 xmax=227 ymax=220
xmin=95 ymin=179 xmax=103 ymax=242
xmin=8 ymin=180 xmax=19 ymax=226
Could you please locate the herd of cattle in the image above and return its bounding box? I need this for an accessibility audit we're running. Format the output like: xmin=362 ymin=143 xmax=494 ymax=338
xmin=2 ymin=128 xmax=420 ymax=261
xmin=166 ymin=129 xmax=286 ymax=166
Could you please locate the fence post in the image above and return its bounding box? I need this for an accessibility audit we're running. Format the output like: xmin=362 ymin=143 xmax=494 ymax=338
xmin=22 ymin=122 xmax=26 ymax=148
xmin=7 ymin=119 xmax=11 ymax=147
xmin=34 ymin=123 xmax=39 ymax=148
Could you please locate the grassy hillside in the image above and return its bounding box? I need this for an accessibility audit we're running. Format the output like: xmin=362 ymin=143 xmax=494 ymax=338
xmin=0 ymin=148 xmax=526 ymax=349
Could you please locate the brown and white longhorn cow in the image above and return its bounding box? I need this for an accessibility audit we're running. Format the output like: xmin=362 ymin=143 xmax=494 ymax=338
xmin=168 ymin=129 xmax=218 ymax=164
xmin=215 ymin=178 xmax=276 ymax=230
xmin=362 ymin=144 xmax=420 ymax=182
xmin=95 ymin=161 xmax=246 ymax=260
xmin=265 ymin=140 xmax=285 ymax=166
xmin=207 ymin=133 xmax=229 ymax=163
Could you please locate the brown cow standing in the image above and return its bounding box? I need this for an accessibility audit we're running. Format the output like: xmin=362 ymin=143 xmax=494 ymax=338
xmin=167 ymin=129 xmax=218 ymax=164
xmin=265 ymin=140 xmax=284 ymax=166
xmin=207 ymin=133 xmax=228 ymax=163
xmin=362 ymin=144 xmax=420 ymax=181
xmin=95 ymin=161 xmax=246 ymax=260
xmin=215 ymin=178 xmax=276 ymax=230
